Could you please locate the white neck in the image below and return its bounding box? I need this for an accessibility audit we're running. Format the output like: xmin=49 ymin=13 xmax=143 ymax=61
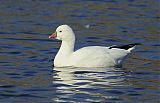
xmin=59 ymin=40 xmax=75 ymax=55
xmin=55 ymin=37 xmax=75 ymax=62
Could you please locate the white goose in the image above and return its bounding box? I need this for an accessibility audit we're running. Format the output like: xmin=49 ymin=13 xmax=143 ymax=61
xmin=49 ymin=25 xmax=140 ymax=67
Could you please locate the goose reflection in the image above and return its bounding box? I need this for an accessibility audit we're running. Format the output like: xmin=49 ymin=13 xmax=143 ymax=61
xmin=52 ymin=67 xmax=126 ymax=88
xmin=52 ymin=67 xmax=127 ymax=102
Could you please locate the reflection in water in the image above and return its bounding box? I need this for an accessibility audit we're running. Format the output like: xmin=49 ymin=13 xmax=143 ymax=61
xmin=53 ymin=67 xmax=125 ymax=86
xmin=52 ymin=67 xmax=127 ymax=102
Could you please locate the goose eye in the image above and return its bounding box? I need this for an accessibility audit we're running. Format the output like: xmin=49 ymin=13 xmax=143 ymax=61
xmin=59 ymin=31 xmax=62 ymax=32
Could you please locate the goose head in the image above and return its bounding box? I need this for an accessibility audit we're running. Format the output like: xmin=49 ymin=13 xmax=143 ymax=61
xmin=49 ymin=25 xmax=75 ymax=41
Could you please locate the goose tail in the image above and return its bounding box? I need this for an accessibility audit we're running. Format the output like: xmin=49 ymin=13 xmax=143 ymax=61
xmin=126 ymin=43 xmax=141 ymax=52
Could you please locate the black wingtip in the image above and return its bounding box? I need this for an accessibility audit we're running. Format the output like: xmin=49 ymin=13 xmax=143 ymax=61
xmin=126 ymin=43 xmax=142 ymax=47
xmin=109 ymin=43 xmax=141 ymax=50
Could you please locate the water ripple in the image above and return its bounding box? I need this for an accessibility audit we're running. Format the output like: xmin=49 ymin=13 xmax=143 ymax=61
xmin=0 ymin=0 xmax=159 ymax=102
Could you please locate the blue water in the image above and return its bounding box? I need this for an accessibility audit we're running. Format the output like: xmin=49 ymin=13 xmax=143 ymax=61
xmin=0 ymin=0 xmax=159 ymax=103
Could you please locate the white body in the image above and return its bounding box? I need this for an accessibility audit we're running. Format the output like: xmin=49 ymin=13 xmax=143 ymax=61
xmin=50 ymin=25 xmax=135 ymax=67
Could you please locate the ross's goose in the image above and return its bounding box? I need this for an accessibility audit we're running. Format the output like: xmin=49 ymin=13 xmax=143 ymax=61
xmin=49 ymin=25 xmax=140 ymax=67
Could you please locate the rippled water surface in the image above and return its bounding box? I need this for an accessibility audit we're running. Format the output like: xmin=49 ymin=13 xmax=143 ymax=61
xmin=0 ymin=0 xmax=159 ymax=103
